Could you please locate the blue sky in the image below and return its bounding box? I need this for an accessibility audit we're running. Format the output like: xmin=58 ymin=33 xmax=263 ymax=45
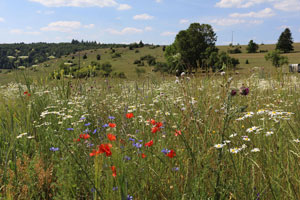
xmin=0 ymin=0 xmax=300 ymax=45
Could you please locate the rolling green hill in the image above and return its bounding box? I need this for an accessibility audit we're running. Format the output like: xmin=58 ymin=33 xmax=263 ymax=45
xmin=1 ymin=43 xmax=300 ymax=85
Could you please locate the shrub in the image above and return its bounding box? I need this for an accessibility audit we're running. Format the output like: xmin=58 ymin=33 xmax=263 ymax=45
xmin=83 ymin=54 xmax=87 ymax=59
xmin=245 ymin=59 xmax=249 ymax=64
xmin=111 ymin=53 xmax=121 ymax=59
xmin=96 ymin=54 xmax=101 ymax=60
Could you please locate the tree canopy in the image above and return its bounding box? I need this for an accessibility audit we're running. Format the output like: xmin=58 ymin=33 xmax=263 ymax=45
xmin=165 ymin=23 xmax=217 ymax=72
xmin=276 ymin=28 xmax=294 ymax=53
xmin=246 ymin=40 xmax=259 ymax=53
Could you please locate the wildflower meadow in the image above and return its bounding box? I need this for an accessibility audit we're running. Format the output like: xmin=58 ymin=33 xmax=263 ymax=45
xmin=0 ymin=71 xmax=300 ymax=200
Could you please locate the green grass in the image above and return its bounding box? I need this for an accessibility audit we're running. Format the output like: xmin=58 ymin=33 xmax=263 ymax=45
xmin=1 ymin=43 xmax=300 ymax=84
xmin=0 ymin=70 xmax=300 ymax=199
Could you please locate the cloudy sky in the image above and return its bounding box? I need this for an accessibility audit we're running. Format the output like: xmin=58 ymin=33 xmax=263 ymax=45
xmin=0 ymin=0 xmax=300 ymax=45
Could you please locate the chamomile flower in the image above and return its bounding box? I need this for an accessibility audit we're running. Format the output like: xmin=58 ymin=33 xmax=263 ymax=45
xmin=251 ymin=148 xmax=260 ymax=152
xmin=265 ymin=131 xmax=274 ymax=136
xmin=214 ymin=144 xmax=225 ymax=149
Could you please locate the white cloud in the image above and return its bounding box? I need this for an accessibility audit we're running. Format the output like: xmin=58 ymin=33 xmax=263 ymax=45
xmin=133 ymin=14 xmax=154 ymax=20
xmin=230 ymin=8 xmax=275 ymax=18
xmin=161 ymin=31 xmax=177 ymax=36
xmin=273 ymin=0 xmax=300 ymax=11
xmin=0 ymin=17 xmax=4 ymax=22
xmin=107 ymin=27 xmax=143 ymax=35
xmin=83 ymin=24 xmax=95 ymax=29
xmin=156 ymin=0 xmax=162 ymax=2
xmin=41 ymin=21 xmax=82 ymax=32
xmin=117 ymin=4 xmax=131 ymax=10
xmin=145 ymin=26 xmax=153 ymax=31
xmin=179 ymin=19 xmax=189 ymax=24
xmin=10 ymin=29 xmax=40 ymax=35
xmin=37 ymin=10 xmax=55 ymax=15
xmin=216 ymin=0 xmax=273 ymax=8
xmin=209 ymin=18 xmax=246 ymax=26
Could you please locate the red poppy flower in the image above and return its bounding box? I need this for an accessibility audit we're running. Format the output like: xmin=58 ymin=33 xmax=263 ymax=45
xmin=108 ymin=123 xmax=116 ymax=128
xmin=98 ymin=143 xmax=112 ymax=156
xmin=151 ymin=126 xmax=160 ymax=134
xmin=126 ymin=113 xmax=134 ymax=119
xmin=145 ymin=140 xmax=153 ymax=147
xmin=141 ymin=153 xmax=146 ymax=158
xmin=111 ymin=166 xmax=117 ymax=177
xmin=107 ymin=133 xmax=116 ymax=141
xmin=89 ymin=149 xmax=97 ymax=157
xmin=79 ymin=134 xmax=90 ymax=139
xmin=174 ymin=130 xmax=182 ymax=136
xmin=24 ymin=91 xmax=28 ymax=95
xmin=156 ymin=122 xmax=163 ymax=128
xmin=150 ymin=119 xmax=156 ymax=125
xmin=27 ymin=93 xmax=31 ymax=97
xmin=166 ymin=150 xmax=176 ymax=158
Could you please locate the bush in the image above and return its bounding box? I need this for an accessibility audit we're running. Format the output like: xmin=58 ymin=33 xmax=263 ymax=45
xmin=135 ymin=50 xmax=139 ymax=53
xmin=111 ymin=53 xmax=121 ymax=58
xmin=97 ymin=54 xmax=101 ymax=60
xmin=135 ymin=67 xmax=146 ymax=77
xmin=245 ymin=59 xmax=249 ymax=64
xmin=83 ymin=54 xmax=87 ymax=59
xmin=134 ymin=60 xmax=141 ymax=65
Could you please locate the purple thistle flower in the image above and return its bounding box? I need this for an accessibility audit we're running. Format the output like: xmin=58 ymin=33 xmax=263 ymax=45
xmin=230 ymin=89 xmax=237 ymax=96
xmin=240 ymin=86 xmax=249 ymax=96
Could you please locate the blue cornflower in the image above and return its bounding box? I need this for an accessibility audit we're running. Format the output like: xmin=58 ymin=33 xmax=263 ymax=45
xmin=113 ymin=187 xmax=118 ymax=191
xmin=80 ymin=117 xmax=86 ymax=120
xmin=127 ymin=195 xmax=133 ymax=200
xmin=172 ymin=167 xmax=179 ymax=171
xmin=161 ymin=148 xmax=170 ymax=155
xmin=129 ymin=138 xmax=135 ymax=142
xmin=102 ymin=124 xmax=109 ymax=128
xmin=124 ymin=156 xmax=131 ymax=161
xmin=109 ymin=116 xmax=115 ymax=120
xmin=133 ymin=143 xmax=142 ymax=148
xmin=50 ymin=147 xmax=59 ymax=151
xmin=93 ymin=129 xmax=97 ymax=134
xmin=66 ymin=128 xmax=74 ymax=131
xmin=85 ymin=122 xmax=91 ymax=126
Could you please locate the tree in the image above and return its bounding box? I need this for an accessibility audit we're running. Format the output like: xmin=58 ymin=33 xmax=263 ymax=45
xmin=265 ymin=50 xmax=289 ymax=68
xmin=246 ymin=40 xmax=259 ymax=53
xmin=276 ymin=28 xmax=294 ymax=53
xmin=167 ymin=23 xmax=217 ymax=72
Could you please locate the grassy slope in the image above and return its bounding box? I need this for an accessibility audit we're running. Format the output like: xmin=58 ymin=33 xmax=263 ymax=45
xmin=1 ymin=43 xmax=300 ymax=85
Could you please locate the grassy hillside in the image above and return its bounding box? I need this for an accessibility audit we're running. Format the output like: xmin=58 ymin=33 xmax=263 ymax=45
xmin=1 ymin=43 xmax=300 ymax=85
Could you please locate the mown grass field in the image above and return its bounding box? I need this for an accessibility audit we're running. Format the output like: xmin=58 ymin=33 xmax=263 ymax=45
xmin=1 ymin=43 xmax=300 ymax=85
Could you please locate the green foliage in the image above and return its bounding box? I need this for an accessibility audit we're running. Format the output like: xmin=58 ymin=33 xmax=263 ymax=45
xmin=140 ymin=55 xmax=156 ymax=66
xmin=166 ymin=23 xmax=217 ymax=72
xmin=265 ymin=50 xmax=289 ymax=68
xmin=83 ymin=54 xmax=88 ymax=59
xmin=111 ymin=53 xmax=121 ymax=59
xmin=153 ymin=62 xmax=170 ymax=73
xmin=96 ymin=54 xmax=101 ymax=60
xmin=101 ymin=62 xmax=113 ymax=75
xmin=276 ymin=28 xmax=294 ymax=53
xmin=135 ymin=67 xmax=146 ymax=77
xmin=227 ymin=44 xmax=242 ymax=54
xmin=246 ymin=40 xmax=259 ymax=53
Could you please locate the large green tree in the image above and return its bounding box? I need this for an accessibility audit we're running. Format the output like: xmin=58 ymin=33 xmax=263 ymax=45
xmin=166 ymin=23 xmax=217 ymax=72
xmin=246 ymin=40 xmax=259 ymax=53
xmin=276 ymin=28 xmax=294 ymax=53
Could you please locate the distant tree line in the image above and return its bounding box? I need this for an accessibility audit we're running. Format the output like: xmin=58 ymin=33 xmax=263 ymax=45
xmin=0 ymin=40 xmax=146 ymax=69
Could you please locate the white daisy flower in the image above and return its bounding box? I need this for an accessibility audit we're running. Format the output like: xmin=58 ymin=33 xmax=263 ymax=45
xmin=214 ymin=144 xmax=225 ymax=149
xmin=251 ymin=148 xmax=260 ymax=152
xmin=265 ymin=131 xmax=274 ymax=136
